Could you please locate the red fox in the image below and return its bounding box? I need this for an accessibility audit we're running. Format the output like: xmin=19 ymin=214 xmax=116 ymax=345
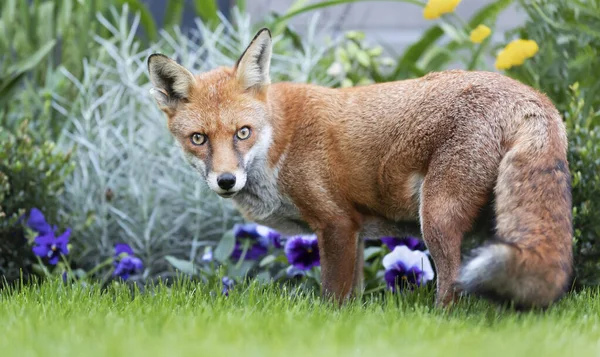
xmin=147 ymin=28 xmax=573 ymax=308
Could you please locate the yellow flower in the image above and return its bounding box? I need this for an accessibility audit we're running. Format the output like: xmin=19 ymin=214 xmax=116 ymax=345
xmin=469 ymin=25 xmax=491 ymax=44
xmin=423 ymin=0 xmax=462 ymax=20
xmin=495 ymin=39 xmax=539 ymax=70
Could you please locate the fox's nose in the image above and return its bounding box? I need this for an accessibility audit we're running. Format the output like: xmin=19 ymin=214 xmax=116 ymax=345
xmin=217 ymin=173 xmax=236 ymax=190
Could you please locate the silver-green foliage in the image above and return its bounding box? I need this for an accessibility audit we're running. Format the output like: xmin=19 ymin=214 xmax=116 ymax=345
xmin=55 ymin=6 xmax=335 ymax=277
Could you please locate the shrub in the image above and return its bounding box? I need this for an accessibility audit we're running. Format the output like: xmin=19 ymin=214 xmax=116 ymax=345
xmin=0 ymin=120 xmax=74 ymax=282
xmin=564 ymin=84 xmax=600 ymax=286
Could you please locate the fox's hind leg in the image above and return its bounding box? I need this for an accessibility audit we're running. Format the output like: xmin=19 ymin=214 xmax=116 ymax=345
xmin=419 ymin=143 xmax=501 ymax=307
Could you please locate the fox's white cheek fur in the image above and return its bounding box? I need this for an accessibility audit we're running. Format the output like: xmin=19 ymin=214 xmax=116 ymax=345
xmin=243 ymin=126 xmax=273 ymax=166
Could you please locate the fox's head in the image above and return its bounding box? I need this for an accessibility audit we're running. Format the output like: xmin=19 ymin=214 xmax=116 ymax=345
xmin=147 ymin=28 xmax=274 ymax=198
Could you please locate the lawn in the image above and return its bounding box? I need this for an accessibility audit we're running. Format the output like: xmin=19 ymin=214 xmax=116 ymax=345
xmin=1 ymin=280 xmax=599 ymax=357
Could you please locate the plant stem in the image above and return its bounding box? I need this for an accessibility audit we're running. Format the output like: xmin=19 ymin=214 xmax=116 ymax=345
xmin=85 ymin=257 xmax=115 ymax=278
xmin=234 ymin=241 xmax=251 ymax=270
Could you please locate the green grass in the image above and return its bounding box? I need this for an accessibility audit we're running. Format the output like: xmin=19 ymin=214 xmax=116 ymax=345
xmin=1 ymin=279 xmax=599 ymax=357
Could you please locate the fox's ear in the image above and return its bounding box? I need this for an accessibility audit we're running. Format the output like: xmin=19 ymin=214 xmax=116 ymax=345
xmin=235 ymin=28 xmax=272 ymax=92
xmin=147 ymin=54 xmax=196 ymax=111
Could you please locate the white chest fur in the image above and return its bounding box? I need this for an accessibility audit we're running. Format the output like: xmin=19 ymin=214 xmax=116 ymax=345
xmin=231 ymin=156 xmax=312 ymax=236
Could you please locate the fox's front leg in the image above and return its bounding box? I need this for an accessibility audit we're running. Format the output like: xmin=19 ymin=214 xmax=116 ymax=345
xmin=316 ymin=218 xmax=360 ymax=304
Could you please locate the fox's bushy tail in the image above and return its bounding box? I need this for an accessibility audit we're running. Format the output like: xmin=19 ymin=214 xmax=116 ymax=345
xmin=457 ymin=107 xmax=573 ymax=309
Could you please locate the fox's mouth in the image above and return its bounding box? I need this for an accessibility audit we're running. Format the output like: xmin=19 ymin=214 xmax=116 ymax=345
xmin=218 ymin=191 xmax=238 ymax=198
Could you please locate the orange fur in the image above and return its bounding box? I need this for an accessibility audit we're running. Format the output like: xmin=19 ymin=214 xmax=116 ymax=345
xmin=147 ymin=28 xmax=573 ymax=308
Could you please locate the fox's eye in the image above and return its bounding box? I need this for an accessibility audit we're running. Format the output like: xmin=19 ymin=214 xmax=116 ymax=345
xmin=236 ymin=126 xmax=251 ymax=140
xmin=190 ymin=133 xmax=207 ymax=146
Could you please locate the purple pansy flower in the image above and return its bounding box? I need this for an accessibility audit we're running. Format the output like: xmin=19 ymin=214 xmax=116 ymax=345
xmin=380 ymin=236 xmax=427 ymax=252
xmin=113 ymin=243 xmax=143 ymax=280
xmin=27 ymin=208 xmax=70 ymax=265
xmin=31 ymin=229 xmax=71 ymax=265
xmin=222 ymin=276 xmax=235 ymax=296
xmin=382 ymin=245 xmax=434 ymax=292
xmin=284 ymin=235 xmax=320 ymax=271
xmin=230 ymin=223 xmax=282 ymax=261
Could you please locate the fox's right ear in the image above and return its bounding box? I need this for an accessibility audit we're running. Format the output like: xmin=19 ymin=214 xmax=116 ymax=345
xmin=147 ymin=54 xmax=196 ymax=112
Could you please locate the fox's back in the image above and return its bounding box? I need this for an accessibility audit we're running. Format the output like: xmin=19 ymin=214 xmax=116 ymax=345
xmin=269 ymin=70 xmax=560 ymax=219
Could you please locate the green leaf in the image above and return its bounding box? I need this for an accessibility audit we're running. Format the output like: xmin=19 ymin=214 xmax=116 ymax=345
xmin=18 ymin=0 xmax=33 ymax=51
xmin=269 ymin=0 xmax=424 ymax=36
xmin=394 ymin=25 xmax=444 ymax=79
xmin=341 ymin=78 xmax=353 ymax=88
xmin=229 ymin=260 xmax=255 ymax=279
xmin=272 ymin=0 xmax=310 ymax=35
xmin=356 ymin=50 xmax=371 ymax=67
xmin=346 ymin=41 xmax=359 ymax=58
xmin=259 ymin=255 xmax=276 ymax=267
xmin=1 ymin=0 xmax=17 ymax=45
xmin=7 ymin=39 xmax=56 ymax=74
xmin=283 ymin=26 xmax=304 ymax=53
xmin=2 ymin=0 xmax=17 ymax=25
xmin=438 ymin=21 xmax=467 ymax=43
xmin=1 ymin=38 xmax=56 ymax=107
xmin=37 ymin=2 xmax=56 ymax=47
xmin=368 ymin=46 xmax=383 ymax=57
xmin=115 ymin=0 xmax=157 ymax=42
xmin=165 ymin=256 xmax=198 ymax=275
xmin=236 ymin=0 xmax=246 ymax=13
xmin=193 ymin=0 xmax=219 ymax=29
xmin=57 ymin=0 xmax=73 ymax=34
xmin=0 ymin=73 xmax=26 ymax=109
xmin=345 ymin=30 xmax=365 ymax=41
xmin=255 ymin=271 xmax=271 ymax=283
xmin=163 ymin=0 xmax=185 ymax=31
xmin=468 ymin=0 xmax=514 ymax=28
xmin=364 ymin=247 xmax=383 ymax=261
xmin=214 ymin=230 xmax=236 ymax=262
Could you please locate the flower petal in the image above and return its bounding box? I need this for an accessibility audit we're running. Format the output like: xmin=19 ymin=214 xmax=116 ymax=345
xmin=382 ymin=245 xmax=434 ymax=281
xmin=380 ymin=236 xmax=426 ymax=251
xmin=284 ymin=235 xmax=320 ymax=270
xmin=202 ymin=248 xmax=213 ymax=262
xmin=55 ymin=229 xmax=71 ymax=254
xmin=34 ymin=233 xmax=55 ymax=246
xmin=27 ymin=208 xmax=53 ymax=235
xmin=233 ymin=223 xmax=260 ymax=239
xmin=32 ymin=244 xmax=50 ymax=258
xmin=48 ymin=254 xmax=60 ymax=265
xmin=384 ymin=268 xmax=403 ymax=291
xmin=222 ymin=278 xmax=234 ymax=296
xmin=131 ymin=257 xmax=144 ymax=271
xmin=469 ymin=24 xmax=491 ymax=44
xmin=256 ymin=225 xmax=283 ymax=248
xmin=114 ymin=243 xmax=134 ymax=257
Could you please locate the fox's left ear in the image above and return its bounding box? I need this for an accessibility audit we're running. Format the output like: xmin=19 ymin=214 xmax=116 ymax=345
xmin=235 ymin=28 xmax=272 ymax=92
